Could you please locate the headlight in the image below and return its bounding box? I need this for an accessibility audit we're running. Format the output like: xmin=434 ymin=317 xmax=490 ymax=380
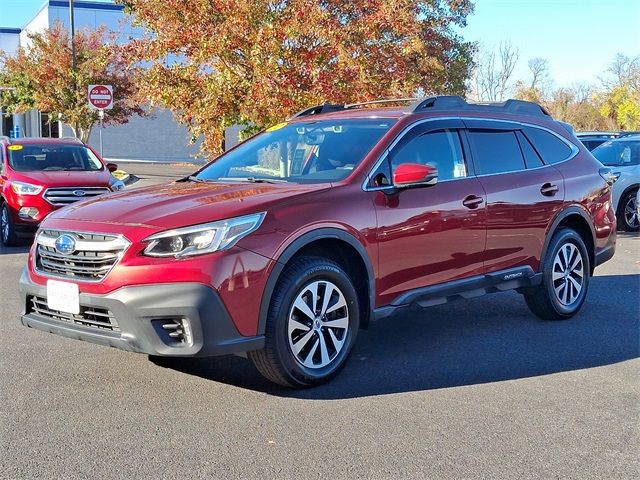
xmin=143 ymin=212 xmax=265 ymax=258
xmin=110 ymin=180 xmax=125 ymax=191
xmin=10 ymin=181 xmax=43 ymax=195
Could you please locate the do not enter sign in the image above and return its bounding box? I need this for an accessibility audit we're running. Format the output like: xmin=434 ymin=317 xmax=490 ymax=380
xmin=88 ymin=84 xmax=113 ymax=110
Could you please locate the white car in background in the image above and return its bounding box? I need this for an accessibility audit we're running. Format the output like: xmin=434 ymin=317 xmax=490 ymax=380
xmin=592 ymin=135 xmax=640 ymax=232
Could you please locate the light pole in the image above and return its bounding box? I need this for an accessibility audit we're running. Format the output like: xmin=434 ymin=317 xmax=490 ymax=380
xmin=69 ymin=0 xmax=76 ymax=71
xmin=69 ymin=0 xmax=78 ymax=137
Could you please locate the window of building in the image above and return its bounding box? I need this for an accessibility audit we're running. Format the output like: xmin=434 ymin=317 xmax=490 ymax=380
xmin=40 ymin=113 xmax=60 ymax=138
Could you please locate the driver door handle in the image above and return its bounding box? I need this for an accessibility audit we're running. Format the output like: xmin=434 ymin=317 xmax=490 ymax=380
xmin=463 ymin=195 xmax=484 ymax=209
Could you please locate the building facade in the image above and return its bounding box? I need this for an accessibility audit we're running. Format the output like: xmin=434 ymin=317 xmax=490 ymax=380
xmin=0 ymin=0 xmax=242 ymax=162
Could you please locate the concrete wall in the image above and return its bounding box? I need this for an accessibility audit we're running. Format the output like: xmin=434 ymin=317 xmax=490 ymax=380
xmin=60 ymin=107 xmax=204 ymax=162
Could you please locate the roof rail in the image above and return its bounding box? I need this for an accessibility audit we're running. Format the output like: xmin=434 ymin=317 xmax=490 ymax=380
xmin=289 ymin=98 xmax=418 ymax=119
xmin=288 ymin=103 xmax=346 ymax=119
xmin=408 ymin=95 xmax=551 ymax=118
xmin=344 ymin=98 xmax=417 ymax=109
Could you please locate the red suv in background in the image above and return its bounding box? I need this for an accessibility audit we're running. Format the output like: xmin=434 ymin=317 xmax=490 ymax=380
xmin=0 ymin=137 xmax=124 ymax=246
xmin=18 ymin=97 xmax=616 ymax=387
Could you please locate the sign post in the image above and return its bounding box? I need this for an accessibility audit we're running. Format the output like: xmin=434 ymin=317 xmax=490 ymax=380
xmin=97 ymin=109 xmax=105 ymax=158
xmin=87 ymin=84 xmax=113 ymax=158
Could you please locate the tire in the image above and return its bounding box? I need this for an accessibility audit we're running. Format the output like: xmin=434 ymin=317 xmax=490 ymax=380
xmin=248 ymin=256 xmax=360 ymax=388
xmin=0 ymin=203 xmax=19 ymax=247
xmin=524 ymin=228 xmax=590 ymax=321
xmin=617 ymin=190 xmax=639 ymax=232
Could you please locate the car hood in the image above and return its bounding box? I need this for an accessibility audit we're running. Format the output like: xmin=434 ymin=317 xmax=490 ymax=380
xmin=49 ymin=180 xmax=330 ymax=229
xmin=12 ymin=169 xmax=112 ymax=187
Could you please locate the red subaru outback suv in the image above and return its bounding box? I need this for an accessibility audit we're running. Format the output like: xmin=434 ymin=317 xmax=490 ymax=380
xmin=1 ymin=137 xmax=124 ymax=246
xmin=18 ymin=97 xmax=616 ymax=387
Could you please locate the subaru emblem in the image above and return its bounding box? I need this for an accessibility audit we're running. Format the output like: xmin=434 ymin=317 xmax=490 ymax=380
xmin=73 ymin=190 xmax=86 ymax=197
xmin=54 ymin=234 xmax=76 ymax=255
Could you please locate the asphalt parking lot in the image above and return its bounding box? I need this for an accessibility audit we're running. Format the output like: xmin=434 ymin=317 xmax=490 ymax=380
xmin=1 ymin=162 xmax=638 ymax=479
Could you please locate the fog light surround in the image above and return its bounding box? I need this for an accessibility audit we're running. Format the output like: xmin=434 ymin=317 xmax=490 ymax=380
xmin=18 ymin=207 xmax=39 ymax=219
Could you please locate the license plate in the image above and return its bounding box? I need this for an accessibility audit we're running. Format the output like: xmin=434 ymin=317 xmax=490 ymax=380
xmin=46 ymin=280 xmax=80 ymax=315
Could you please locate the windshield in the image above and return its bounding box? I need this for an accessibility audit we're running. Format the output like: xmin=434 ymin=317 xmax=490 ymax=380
xmin=592 ymin=139 xmax=640 ymax=166
xmin=8 ymin=144 xmax=104 ymax=172
xmin=195 ymin=119 xmax=396 ymax=184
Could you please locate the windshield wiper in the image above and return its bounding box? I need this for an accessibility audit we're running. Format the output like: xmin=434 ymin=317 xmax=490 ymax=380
xmin=218 ymin=177 xmax=288 ymax=184
xmin=184 ymin=175 xmax=212 ymax=183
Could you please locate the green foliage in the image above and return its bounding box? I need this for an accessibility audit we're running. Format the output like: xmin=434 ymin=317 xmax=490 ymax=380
xmin=0 ymin=22 xmax=144 ymax=141
xmin=117 ymin=0 xmax=475 ymax=155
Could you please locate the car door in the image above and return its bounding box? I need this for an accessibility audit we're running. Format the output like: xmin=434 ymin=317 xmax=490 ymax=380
xmin=464 ymin=119 xmax=566 ymax=274
xmin=368 ymin=119 xmax=487 ymax=305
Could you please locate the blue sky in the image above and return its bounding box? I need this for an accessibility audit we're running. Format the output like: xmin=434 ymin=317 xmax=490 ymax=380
xmin=1 ymin=0 xmax=639 ymax=88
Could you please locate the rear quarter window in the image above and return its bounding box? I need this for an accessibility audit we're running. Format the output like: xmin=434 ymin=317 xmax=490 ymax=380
xmin=524 ymin=127 xmax=573 ymax=164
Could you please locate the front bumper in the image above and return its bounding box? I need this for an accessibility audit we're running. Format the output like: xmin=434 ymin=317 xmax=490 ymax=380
xmin=19 ymin=269 xmax=264 ymax=356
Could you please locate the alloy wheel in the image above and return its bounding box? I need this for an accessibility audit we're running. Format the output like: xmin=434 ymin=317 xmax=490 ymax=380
xmin=552 ymin=243 xmax=584 ymax=306
xmin=287 ymin=280 xmax=349 ymax=369
xmin=624 ymin=195 xmax=639 ymax=229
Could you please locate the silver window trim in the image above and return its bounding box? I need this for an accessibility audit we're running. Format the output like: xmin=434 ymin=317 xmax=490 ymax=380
xmin=362 ymin=116 xmax=579 ymax=191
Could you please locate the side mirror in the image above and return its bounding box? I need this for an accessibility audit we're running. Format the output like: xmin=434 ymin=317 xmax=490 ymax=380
xmin=393 ymin=163 xmax=438 ymax=188
xmin=106 ymin=162 xmax=118 ymax=173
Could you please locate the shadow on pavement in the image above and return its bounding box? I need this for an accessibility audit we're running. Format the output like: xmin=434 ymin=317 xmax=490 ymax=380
xmin=150 ymin=273 xmax=640 ymax=399
xmin=0 ymin=244 xmax=31 ymax=256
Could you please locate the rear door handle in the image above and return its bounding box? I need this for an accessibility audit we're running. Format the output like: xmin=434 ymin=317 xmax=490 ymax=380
xmin=540 ymin=183 xmax=559 ymax=196
xmin=462 ymin=195 xmax=484 ymax=209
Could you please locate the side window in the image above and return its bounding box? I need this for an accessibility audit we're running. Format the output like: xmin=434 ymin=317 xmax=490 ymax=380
xmin=467 ymin=130 xmax=526 ymax=175
xmin=516 ymin=131 xmax=545 ymax=169
xmin=523 ymin=127 xmax=573 ymax=164
xmin=390 ymin=129 xmax=467 ymax=181
xmin=0 ymin=147 xmax=5 ymax=175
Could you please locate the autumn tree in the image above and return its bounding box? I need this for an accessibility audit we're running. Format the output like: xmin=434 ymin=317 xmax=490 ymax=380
xmin=598 ymin=54 xmax=640 ymax=130
xmin=0 ymin=22 xmax=144 ymax=142
xmin=118 ymin=0 xmax=475 ymax=155
xmin=469 ymin=40 xmax=519 ymax=101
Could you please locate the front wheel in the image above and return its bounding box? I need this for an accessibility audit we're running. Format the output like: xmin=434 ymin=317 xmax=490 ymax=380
xmin=524 ymin=228 xmax=590 ymax=320
xmin=0 ymin=203 xmax=19 ymax=247
xmin=617 ymin=190 xmax=639 ymax=232
xmin=249 ymin=256 xmax=360 ymax=388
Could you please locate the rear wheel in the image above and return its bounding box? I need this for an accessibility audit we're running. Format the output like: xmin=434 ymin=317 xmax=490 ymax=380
xmin=0 ymin=203 xmax=19 ymax=247
xmin=617 ymin=190 xmax=639 ymax=232
xmin=524 ymin=228 xmax=590 ymax=320
xmin=249 ymin=256 xmax=360 ymax=388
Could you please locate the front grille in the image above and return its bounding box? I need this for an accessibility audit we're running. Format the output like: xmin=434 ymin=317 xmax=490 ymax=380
xmin=28 ymin=295 xmax=120 ymax=331
xmin=35 ymin=229 xmax=129 ymax=282
xmin=44 ymin=187 xmax=111 ymax=205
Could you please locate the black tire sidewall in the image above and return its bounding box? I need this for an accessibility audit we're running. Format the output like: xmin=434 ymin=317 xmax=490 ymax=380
xmin=618 ymin=191 xmax=639 ymax=232
xmin=272 ymin=260 xmax=360 ymax=386
xmin=1 ymin=203 xmax=15 ymax=246
xmin=542 ymin=229 xmax=590 ymax=317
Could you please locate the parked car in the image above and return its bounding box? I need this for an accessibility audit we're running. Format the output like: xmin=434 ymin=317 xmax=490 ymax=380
xmin=0 ymin=137 xmax=124 ymax=246
xmin=576 ymin=131 xmax=622 ymax=151
xmin=18 ymin=96 xmax=617 ymax=387
xmin=591 ymin=135 xmax=640 ymax=231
